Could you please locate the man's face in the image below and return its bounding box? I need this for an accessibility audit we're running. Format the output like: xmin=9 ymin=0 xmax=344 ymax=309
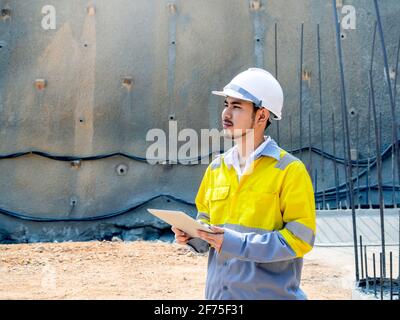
xmin=222 ymin=96 xmax=268 ymax=139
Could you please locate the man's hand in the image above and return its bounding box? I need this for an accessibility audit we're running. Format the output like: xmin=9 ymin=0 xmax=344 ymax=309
xmin=197 ymin=226 xmax=225 ymax=253
xmin=171 ymin=226 xmax=191 ymax=245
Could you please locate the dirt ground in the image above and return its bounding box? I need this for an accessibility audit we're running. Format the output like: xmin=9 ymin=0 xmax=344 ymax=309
xmin=0 ymin=240 xmax=355 ymax=300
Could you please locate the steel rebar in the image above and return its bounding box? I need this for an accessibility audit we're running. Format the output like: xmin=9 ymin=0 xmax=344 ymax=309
xmin=309 ymin=112 xmax=313 ymax=177
xmin=333 ymin=0 xmax=359 ymax=281
xmin=373 ymin=252 xmax=377 ymax=297
xmin=356 ymin=114 xmax=360 ymax=208
xmin=374 ymin=0 xmax=400 ymax=218
xmin=367 ymin=21 xmax=377 ymax=209
xmin=290 ymin=115 xmax=293 ymax=153
xmin=275 ymin=22 xmax=280 ymax=145
xmin=367 ymin=93 xmax=372 ymax=208
xmin=370 ymin=21 xmax=377 ymax=73
xmin=314 ymin=170 xmax=318 ymax=199
xmin=364 ymin=245 xmax=369 ymax=290
xmin=380 ymin=252 xmax=383 ymax=300
xmin=332 ymin=113 xmax=340 ymax=209
xmin=390 ymin=251 xmax=393 ymax=300
xmin=369 ymin=70 xmax=387 ymax=276
xmin=360 ymin=235 xmax=364 ymax=279
xmin=299 ymin=23 xmax=304 ymax=161
xmin=317 ymin=23 xmax=326 ymax=209
xmin=341 ymin=113 xmax=349 ymax=209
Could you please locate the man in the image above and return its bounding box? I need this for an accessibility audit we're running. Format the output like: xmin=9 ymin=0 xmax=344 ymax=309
xmin=172 ymin=68 xmax=316 ymax=300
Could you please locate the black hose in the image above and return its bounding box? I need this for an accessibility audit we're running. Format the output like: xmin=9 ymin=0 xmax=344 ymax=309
xmin=0 ymin=194 xmax=195 ymax=222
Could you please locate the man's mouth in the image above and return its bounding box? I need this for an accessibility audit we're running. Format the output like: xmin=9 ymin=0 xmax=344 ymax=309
xmin=223 ymin=120 xmax=233 ymax=129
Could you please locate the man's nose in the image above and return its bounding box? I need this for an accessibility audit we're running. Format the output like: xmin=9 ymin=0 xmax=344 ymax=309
xmin=222 ymin=108 xmax=232 ymax=119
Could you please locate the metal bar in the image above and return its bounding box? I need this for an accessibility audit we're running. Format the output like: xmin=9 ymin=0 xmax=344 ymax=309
xmin=380 ymin=111 xmax=383 ymax=208
xmin=309 ymin=112 xmax=312 ymax=176
xmin=390 ymin=251 xmax=393 ymax=300
xmin=320 ymin=113 xmax=326 ymax=208
xmin=374 ymin=0 xmax=400 ymax=216
xmin=395 ymin=34 xmax=400 ymax=105
xmin=364 ymin=245 xmax=369 ymax=290
xmin=393 ymin=35 xmax=400 ymax=209
xmin=332 ymin=113 xmax=339 ymax=209
xmin=370 ymin=21 xmax=377 ymax=73
xmin=274 ymin=23 xmax=280 ymax=145
xmin=380 ymin=111 xmax=383 ymax=159
xmin=332 ymin=0 xmax=359 ymax=281
xmin=276 ymin=116 xmax=280 ymax=145
xmin=392 ymin=102 xmax=398 ymax=206
xmin=340 ymin=103 xmax=349 ymax=208
xmin=275 ymin=22 xmax=278 ymax=80
xmin=373 ymin=252 xmax=377 ymax=297
xmin=336 ymin=168 xmax=341 ymax=209
xmin=360 ymin=235 xmax=364 ymax=279
xmin=367 ymin=21 xmax=377 ymax=209
xmin=356 ymin=114 xmax=360 ymax=208
xmin=367 ymin=92 xmax=372 ymax=208
xmin=299 ymin=23 xmax=304 ymax=161
xmin=317 ymin=24 xmax=322 ymax=106
xmin=380 ymin=252 xmax=383 ymax=300
xmin=369 ymin=71 xmax=386 ymax=276
xmin=317 ymin=24 xmax=326 ymax=209
xmin=315 ymin=170 xmax=318 ymax=203
xmin=290 ymin=115 xmax=293 ymax=153
xmin=393 ymin=135 xmax=396 ymax=207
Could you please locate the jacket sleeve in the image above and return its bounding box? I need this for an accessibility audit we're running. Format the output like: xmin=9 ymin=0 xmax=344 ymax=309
xmin=187 ymin=165 xmax=212 ymax=254
xmin=220 ymin=160 xmax=316 ymax=263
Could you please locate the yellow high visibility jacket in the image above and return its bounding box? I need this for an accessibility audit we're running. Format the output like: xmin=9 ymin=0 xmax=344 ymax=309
xmin=188 ymin=138 xmax=316 ymax=300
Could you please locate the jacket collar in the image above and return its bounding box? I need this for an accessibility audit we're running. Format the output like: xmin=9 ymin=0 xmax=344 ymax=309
xmin=258 ymin=138 xmax=281 ymax=160
xmin=223 ymin=136 xmax=281 ymax=168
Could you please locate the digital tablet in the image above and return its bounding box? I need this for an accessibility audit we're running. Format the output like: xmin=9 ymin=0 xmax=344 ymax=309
xmin=147 ymin=208 xmax=215 ymax=238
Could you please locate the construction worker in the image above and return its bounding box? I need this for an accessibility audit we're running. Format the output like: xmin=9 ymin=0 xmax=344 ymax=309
xmin=172 ymin=68 xmax=316 ymax=300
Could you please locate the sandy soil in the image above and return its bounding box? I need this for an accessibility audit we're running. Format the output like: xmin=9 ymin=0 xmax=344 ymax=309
xmin=0 ymin=240 xmax=354 ymax=300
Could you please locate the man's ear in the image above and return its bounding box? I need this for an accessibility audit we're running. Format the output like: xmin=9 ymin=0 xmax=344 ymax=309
xmin=257 ymin=109 xmax=270 ymax=125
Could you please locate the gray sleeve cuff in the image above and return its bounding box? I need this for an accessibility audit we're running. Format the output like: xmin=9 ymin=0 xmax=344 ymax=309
xmin=187 ymin=237 xmax=210 ymax=254
xmin=220 ymin=228 xmax=244 ymax=256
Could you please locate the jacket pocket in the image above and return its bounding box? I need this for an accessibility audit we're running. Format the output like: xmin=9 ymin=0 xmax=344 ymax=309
xmin=207 ymin=185 xmax=230 ymax=201
xmin=206 ymin=186 xmax=230 ymax=223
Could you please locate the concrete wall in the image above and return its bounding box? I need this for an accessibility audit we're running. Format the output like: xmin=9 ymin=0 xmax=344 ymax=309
xmin=0 ymin=0 xmax=399 ymax=242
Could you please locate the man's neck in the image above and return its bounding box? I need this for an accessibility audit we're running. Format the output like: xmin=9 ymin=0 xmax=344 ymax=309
xmin=236 ymin=133 xmax=266 ymax=162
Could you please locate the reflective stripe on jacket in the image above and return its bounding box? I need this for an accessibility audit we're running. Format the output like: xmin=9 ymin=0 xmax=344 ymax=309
xmin=189 ymin=138 xmax=316 ymax=300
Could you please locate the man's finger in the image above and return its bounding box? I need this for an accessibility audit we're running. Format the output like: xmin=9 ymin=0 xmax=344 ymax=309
xmin=176 ymin=236 xmax=189 ymax=241
xmin=171 ymin=226 xmax=181 ymax=234
xmin=209 ymin=226 xmax=225 ymax=234
xmin=172 ymin=227 xmax=187 ymax=237
xmin=198 ymin=230 xmax=216 ymax=238
xmin=197 ymin=231 xmax=216 ymax=243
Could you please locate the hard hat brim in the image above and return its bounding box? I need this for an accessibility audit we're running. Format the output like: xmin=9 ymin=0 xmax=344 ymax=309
xmin=212 ymin=89 xmax=282 ymax=121
xmin=211 ymin=89 xmax=254 ymax=104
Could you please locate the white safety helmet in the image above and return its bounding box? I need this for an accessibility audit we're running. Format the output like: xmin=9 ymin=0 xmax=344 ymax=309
xmin=212 ymin=68 xmax=284 ymax=120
